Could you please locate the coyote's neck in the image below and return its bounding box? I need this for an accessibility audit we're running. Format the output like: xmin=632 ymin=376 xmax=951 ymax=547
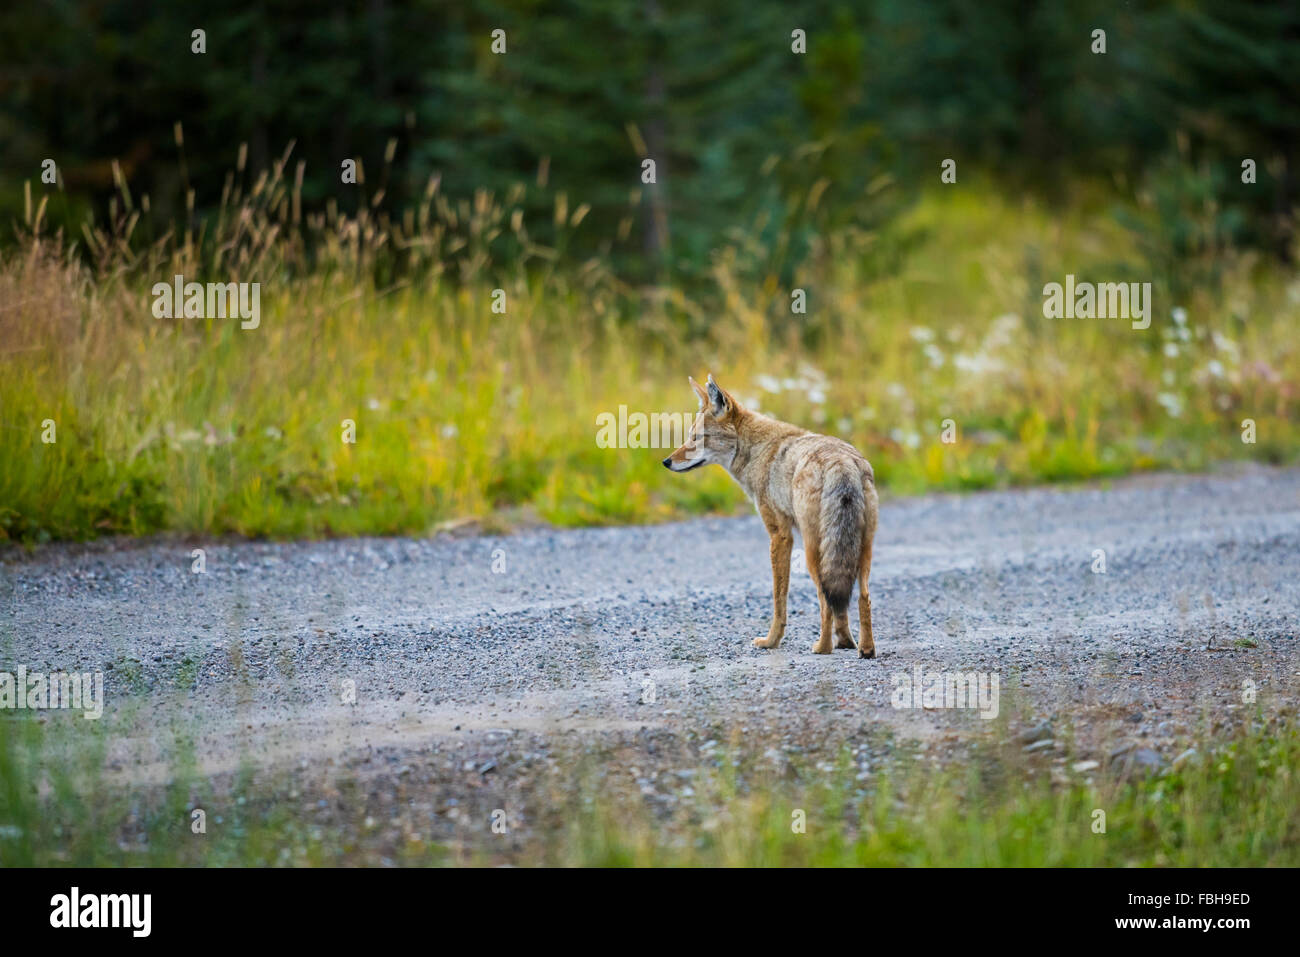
xmin=726 ymin=411 xmax=806 ymax=498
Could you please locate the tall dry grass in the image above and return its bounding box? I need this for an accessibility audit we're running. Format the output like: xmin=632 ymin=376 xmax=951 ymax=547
xmin=1 ymin=144 xmax=1297 ymax=541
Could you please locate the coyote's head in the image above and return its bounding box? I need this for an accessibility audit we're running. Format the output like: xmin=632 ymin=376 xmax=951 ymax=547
xmin=662 ymin=374 xmax=742 ymax=473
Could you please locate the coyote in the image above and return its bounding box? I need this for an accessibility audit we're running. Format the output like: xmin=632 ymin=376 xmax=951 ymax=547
xmin=662 ymin=374 xmax=879 ymax=658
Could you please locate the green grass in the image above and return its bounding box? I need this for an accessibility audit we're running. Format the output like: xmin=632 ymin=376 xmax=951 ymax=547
xmin=3 ymin=705 xmax=1296 ymax=866
xmin=1 ymin=175 xmax=1297 ymax=543
xmin=542 ymin=720 xmax=1300 ymax=867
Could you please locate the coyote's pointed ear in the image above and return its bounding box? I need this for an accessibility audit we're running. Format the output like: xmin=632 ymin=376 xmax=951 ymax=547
xmin=688 ymin=375 xmax=708 ymax=411
xmin=705 ymin=373 xmax=732 ymax=417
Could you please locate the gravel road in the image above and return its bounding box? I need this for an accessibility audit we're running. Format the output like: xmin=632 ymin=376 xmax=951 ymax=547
xmin=3 ymin=465 xmax=1298 ymax=856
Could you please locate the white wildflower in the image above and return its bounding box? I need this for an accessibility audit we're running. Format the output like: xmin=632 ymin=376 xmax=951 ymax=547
xmin=1156 ymin=392 xmax=1183 ymax=417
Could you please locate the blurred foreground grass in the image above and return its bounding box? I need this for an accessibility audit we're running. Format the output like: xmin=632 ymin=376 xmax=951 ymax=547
xmin=1 ymin=171 xmax=1296 ymax=542
xmin=2 ymin=705 xmax=1296 ymax=866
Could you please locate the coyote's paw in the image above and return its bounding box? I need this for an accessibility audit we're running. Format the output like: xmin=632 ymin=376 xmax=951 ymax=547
xmin=811 ymin=641 xmax=833 ymax=655
xmin=834 ymin=635 xmax=856 ymax=650
xmin=858 ymin=645 xmax=876 ymax=659
xmin=752 ymin=636 xmax=778 ymax=649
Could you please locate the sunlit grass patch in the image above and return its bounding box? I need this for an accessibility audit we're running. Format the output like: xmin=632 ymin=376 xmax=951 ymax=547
xmin=1 ymin=181 xmax=1296 ymax=542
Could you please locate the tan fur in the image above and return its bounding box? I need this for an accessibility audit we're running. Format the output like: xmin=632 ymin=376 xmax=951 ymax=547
xmin=663 ymin=374 xmax=879 ymax=658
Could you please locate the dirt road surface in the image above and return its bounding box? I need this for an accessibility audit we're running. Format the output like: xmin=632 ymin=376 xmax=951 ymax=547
xmin=4 ymin=465 xmax=1298 ymax=857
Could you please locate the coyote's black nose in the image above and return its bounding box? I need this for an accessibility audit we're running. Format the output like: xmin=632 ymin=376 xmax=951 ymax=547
xmin=661 ymin=457 xmax=672 ymax=468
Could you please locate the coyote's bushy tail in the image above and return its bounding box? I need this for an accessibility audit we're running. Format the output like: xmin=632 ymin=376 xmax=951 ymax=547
xmin=819 ymin=463 xmax=865 ymax=614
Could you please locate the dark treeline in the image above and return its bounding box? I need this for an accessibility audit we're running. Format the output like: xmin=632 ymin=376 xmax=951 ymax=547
xmin=1 ymin=0 xmax=1296 ymax=277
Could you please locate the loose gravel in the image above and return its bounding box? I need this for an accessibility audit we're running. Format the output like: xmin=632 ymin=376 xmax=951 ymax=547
xmin=3 ymin=464 xmax=1297 ymax=857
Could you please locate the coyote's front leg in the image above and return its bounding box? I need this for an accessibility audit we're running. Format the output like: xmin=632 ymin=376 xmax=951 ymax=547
xmin=752 ymin=513 xmax=792 ymax=649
